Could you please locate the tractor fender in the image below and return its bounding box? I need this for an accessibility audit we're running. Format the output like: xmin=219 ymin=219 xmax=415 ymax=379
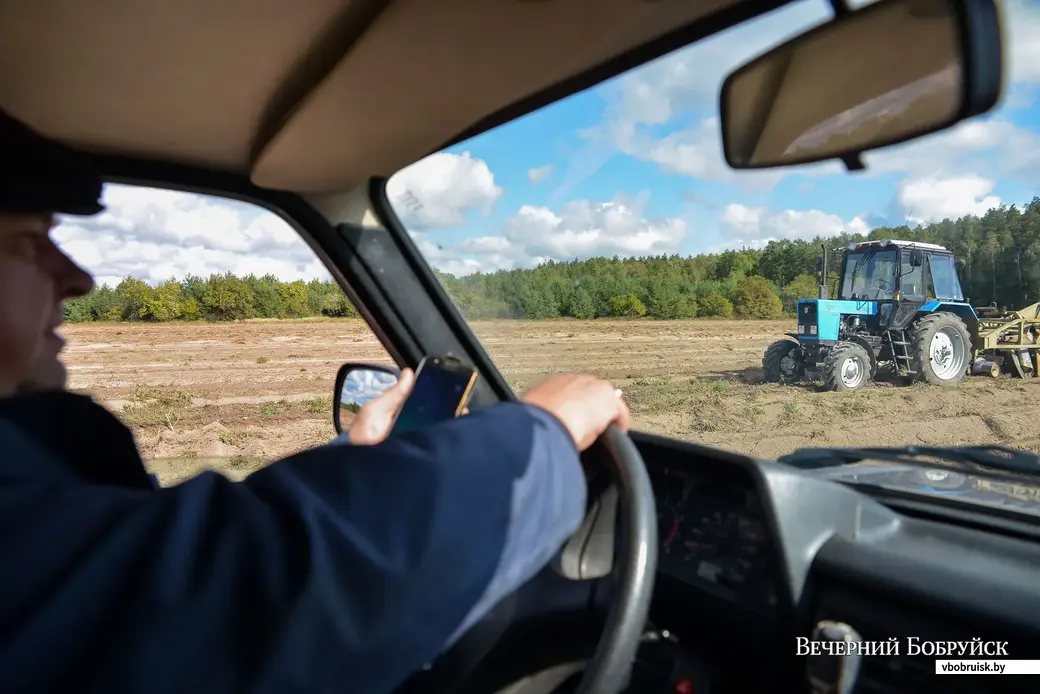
xmin=920 ymin=301 xmax=979 ymax=346
xmin=847 ymin=334 xmax=878 ymax=376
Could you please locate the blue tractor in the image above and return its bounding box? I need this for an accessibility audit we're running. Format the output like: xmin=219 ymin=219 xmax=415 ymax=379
xmin=763 ymin=239 xmax=988 ymax=391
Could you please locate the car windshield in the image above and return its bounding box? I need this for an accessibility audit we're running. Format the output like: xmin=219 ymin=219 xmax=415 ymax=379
xmin=386 ymin=0 xmax=1040 ymax=477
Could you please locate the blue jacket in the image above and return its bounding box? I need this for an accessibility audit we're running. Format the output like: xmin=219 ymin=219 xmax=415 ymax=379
xmin=0 ymin=392 xmax=587 ymax=693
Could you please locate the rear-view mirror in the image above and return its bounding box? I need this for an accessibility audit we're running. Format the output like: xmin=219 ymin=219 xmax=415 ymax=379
xmin=719 ymin=0 xmax=1004 ymax=170
xmin=333 ymin=362 xmax=401 ymax=434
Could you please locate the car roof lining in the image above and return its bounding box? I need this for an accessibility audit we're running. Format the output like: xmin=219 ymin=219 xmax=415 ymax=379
xmin=1 ymin=0 xmax=796 ymax=196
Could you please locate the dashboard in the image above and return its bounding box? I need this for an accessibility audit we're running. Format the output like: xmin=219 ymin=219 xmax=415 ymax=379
xmin=417 ymin=436 xmax=1040 ymax=694
xmin=627 ymin=435 xmax=1040 ymax=693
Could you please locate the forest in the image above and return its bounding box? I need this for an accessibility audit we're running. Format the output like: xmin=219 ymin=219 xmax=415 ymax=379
xmin=63 ymin=198 xmax=1040 ymax=323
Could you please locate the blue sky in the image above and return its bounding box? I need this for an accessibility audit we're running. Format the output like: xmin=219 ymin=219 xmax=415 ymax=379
xmin=55 ymin=0 xmax=1040 ymax=286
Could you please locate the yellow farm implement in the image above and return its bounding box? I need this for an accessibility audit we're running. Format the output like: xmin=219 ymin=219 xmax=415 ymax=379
xmin=971 ymin=302 xmax=1040 ymax=379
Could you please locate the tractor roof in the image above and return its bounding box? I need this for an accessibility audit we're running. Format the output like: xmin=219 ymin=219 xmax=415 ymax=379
xmin=847 ymin=239 xmax=950 ymax=252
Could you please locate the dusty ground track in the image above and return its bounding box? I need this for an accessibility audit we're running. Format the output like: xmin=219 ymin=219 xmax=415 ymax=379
xmin=62 ymin=319 xmax=1040 ymax=485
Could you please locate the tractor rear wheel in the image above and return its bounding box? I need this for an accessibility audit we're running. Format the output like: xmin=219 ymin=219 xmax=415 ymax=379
xmin=763 ymin=339 xmax=804 ymax=383
xmin=823 ymin=341 xmax=873 ymax=392
xmin=910 ymin=312 xmax=971 ymax=385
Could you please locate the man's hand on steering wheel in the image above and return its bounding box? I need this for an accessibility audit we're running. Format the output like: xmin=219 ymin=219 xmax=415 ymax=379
xmin=350 ymin=369 xmax=629 ymax=451
xmin=521 ymin=374 xmax=630 ymax=450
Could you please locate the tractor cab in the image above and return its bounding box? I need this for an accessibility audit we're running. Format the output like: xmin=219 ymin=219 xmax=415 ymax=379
xmin=836 ymin=239 xmax=965 ymax=306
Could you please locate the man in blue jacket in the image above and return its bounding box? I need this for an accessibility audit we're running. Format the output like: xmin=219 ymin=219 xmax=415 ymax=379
xmin=0 ymin=107 xmax=631 ymax=693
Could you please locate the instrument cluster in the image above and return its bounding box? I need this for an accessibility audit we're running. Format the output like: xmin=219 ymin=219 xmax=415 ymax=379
xmin=649 ymin=463 xmax=778 ymax=611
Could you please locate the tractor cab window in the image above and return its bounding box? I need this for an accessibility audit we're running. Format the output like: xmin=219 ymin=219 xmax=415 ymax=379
xmin=898 ymin=251 xmax=934 ymax=299
xmin=926 ymin=254 xmax=965 ymax=301
xmin=840 ymin=249 xmax=898 ymax=300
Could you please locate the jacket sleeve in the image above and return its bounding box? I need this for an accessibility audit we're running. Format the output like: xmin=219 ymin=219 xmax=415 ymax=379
xmin=0 ymin=401 xmax=586 ymax=694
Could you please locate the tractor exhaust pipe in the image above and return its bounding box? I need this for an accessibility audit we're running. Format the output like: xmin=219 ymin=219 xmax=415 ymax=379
xmin=972 ymin=358 xmax=1000 ymax=377
xmin=818 ymin=243 xmax=828 ymax=299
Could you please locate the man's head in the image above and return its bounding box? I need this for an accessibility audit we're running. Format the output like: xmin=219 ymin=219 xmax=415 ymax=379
xmin=0 ymin=108 xmax=101 ymax=396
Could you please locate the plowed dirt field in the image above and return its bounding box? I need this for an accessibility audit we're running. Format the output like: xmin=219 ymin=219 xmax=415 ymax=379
xmin=62 ymin=319 xmax=1040 ymax=484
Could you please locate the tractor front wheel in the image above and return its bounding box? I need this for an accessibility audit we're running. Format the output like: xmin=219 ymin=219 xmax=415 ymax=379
xmin=763 ymin=339 xmax=804 ymax=383
xmin=823 ymin=341 xmax=874 ymax=392
xmin=910 ymin=312 xmax=971 ymax=386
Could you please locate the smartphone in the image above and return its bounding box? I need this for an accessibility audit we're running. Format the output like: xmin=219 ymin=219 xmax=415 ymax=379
xmin=390 ymin=355 xmax=479 ymax=435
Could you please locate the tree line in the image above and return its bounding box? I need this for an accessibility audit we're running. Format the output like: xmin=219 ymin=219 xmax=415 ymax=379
xmin=63 ymin=197 xmax=1040 ymax=323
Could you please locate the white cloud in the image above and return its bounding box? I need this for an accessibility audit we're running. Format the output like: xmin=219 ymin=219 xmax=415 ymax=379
xmin=897 ymin=175 xmax=1002 ymax=224
xmin=633 ymin=117 xmax=778 ymax=187
xmin=527 ymin=164 xmax=554 ymax=183
xmin=719 ymin=203 xmax=869 ymax=246
xmin=507 ymin=198 xmax=686 ymax=258
xmin=385 ymin=151 xmax=503 ymax=230
xmin=1007 ymin=0 xmax=1040 ymax=87
xmin=417 ymin=195 xmax=688 ymax=276
xmin=708 ymin=237 xmax=776 ymax=253
xmin=413 ymin=236 xmax=514 ymax=277
xmin=865 ymin=117 xmax=1040 ymax=186
xmin=54 ymin=185 xmax=328 ymax=288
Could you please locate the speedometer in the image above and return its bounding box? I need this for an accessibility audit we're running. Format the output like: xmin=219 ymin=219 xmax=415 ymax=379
xmin=652 ymin=472 xmax=777 ymax=609
xmin=684 ymin=505 xmax=775 ymax=607
xmin=686 ymin=513 xmax=765 ymax=582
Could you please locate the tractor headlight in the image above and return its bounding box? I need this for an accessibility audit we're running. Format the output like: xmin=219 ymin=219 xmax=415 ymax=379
xmin=810 ymin=325 xmax=818 ymax=335
xmin=798 ymin=325 xmax=805 ymax=334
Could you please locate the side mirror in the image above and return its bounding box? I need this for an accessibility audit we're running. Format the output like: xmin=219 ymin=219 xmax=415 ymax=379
xmin=910 ymin=249 xmax=924 ymax=267
xmin=957 ymin=257 xmax=967 ymax=267
xmin=333 ymin=362 xmax=401 ymax=434
xmin=719 ymin=0 xmax=1003 ymax=171
xmin=816 ymin=255 xmax=824 ymax=268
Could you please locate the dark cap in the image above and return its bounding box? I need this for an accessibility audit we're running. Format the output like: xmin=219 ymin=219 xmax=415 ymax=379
xmin=0 ymin=107 xmax=105 ymax=216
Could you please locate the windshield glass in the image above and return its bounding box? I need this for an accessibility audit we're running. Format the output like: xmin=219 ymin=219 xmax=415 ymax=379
xmin=386 ymin=0 xmax=1040 ymax=507
xmin=839 ymin=249 xmax=898 ymax=299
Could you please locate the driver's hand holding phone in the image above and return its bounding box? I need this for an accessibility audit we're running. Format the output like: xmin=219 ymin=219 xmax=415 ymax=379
xmin=347 ymin=355 xmax=629 ymax=450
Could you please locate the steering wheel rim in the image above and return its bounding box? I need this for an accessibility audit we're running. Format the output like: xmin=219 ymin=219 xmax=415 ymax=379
xmin=572 ymin=424 xmax=658 ymax=694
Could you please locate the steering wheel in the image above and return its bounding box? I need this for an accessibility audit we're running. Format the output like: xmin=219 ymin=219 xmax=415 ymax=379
xmin=398 ymin=424 xmax=658 ymax=694
xmin=871 ymin=278 xmax=893 ymax=299
xmin=566 ymin=425 xmax=658 ymax=693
